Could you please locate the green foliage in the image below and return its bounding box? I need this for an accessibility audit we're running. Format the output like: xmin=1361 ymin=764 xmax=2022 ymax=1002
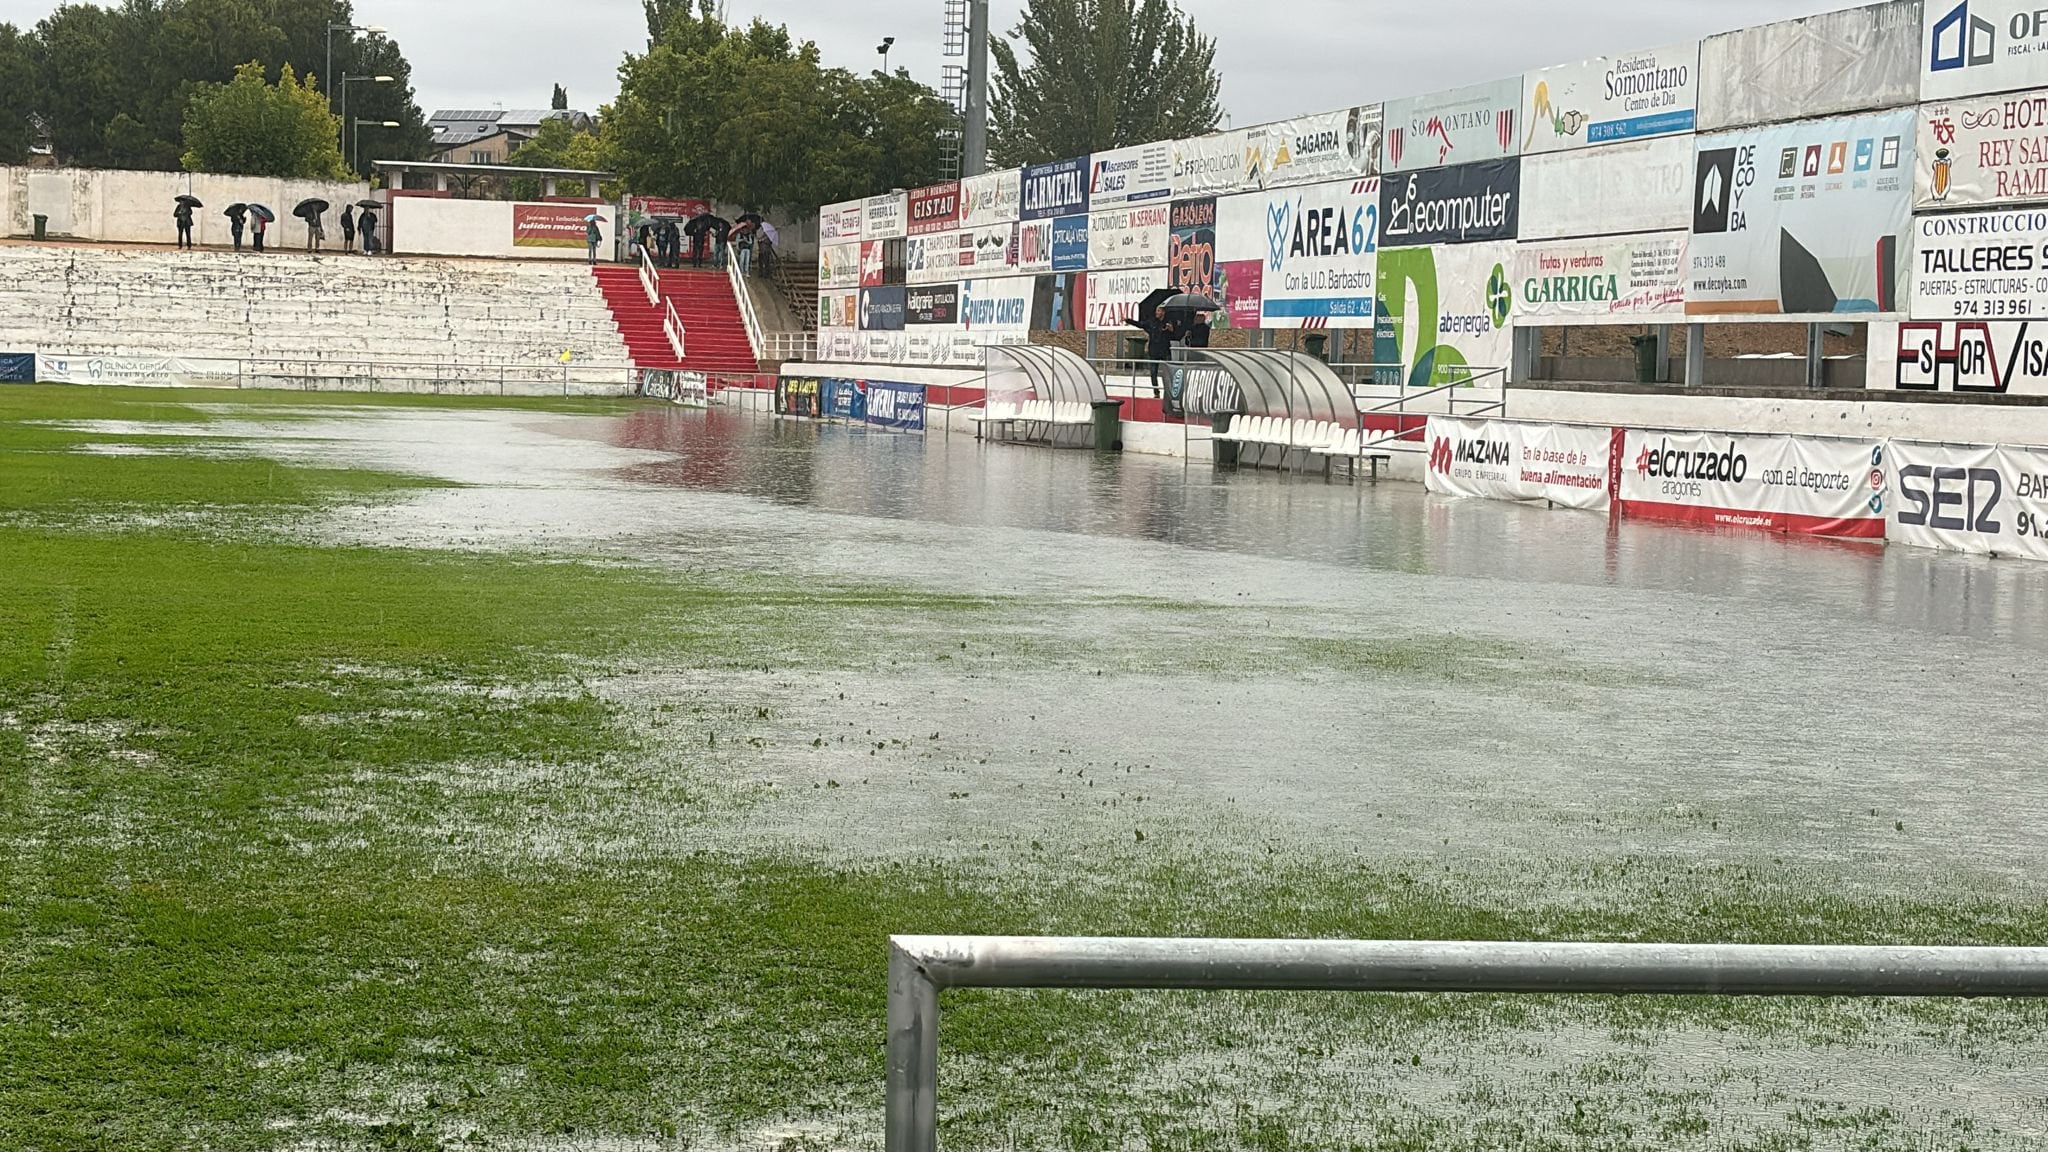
xmin=16 ymin=0 xmax=427 ymax=172
xmin=0 ymin=24 xmax=36 ymax=164
xmin=180 ymin=60 xmax=348 ymax=179
xmin=605 ymin=0 xmax=959 ymax=212
xmin=340 ymin=32 xmax=433 ymax=176
xmin=551 ymin=82 xmax=568 ymax=110
xmin=989 ymin=0 xmax=1222 ymax=167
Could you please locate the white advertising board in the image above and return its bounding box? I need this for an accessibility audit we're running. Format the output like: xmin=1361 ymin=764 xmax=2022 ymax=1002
xmin=1088 ymin=203 xmax=1171 ymax=270
xmin=1869 ymin=318 xmax=2048 ymax=393
xmin=1618 ymin=429 xmax=1888 ymax=539
xmin=1518 ymin=133 xmax=1693 ymax=241
xmin=1513 ymin=232 xmax=1688 ymax=324
xmin=1172 ymin=129 xmax=1262 ymax=196
xmin=1689 ymin=109 xmax=1915 ymax=317
xmin=1249 ymin=176 xmax=1382 ymax=328
xmin=863 ymin=193 xmax=907 ymax=241
xmin=1908 ymin=208 xmax=2048 ymax=318
xmin=33 ymin=353 xmax=241 ymax=388
xmin=960 ymin=276 xmax=1036 ymax=348
xmin=1374 ymin=241 xmax=1516 ymax=387
xmin=1890 ymin=438 xmax=2048 ymax=560
xmin=1086 ymin=267 xmax=1170 ymax=331
xmin=906 ymin=232 xmax=972 ymax=285
xmin=959 ymin=223 xmax=1020 ymax=277
xmin=1088 ymin=142 xmax=1173 ymax=209
xmin=1922 ymin=0 xmax=2048 ymax=101
xmin=1263 ymin=106 xmax=1383 ymax=188
xmin=1522 ymin=44 xmax=1699 ymax=154
xmin=1697 ymin=0 xmax=1922 ymax=131
xmin=1383 ymin=76 xmax=1523 ymax=173
xmin=1424 ymin=416 xmax=1617 ymax=511
xmin=819 ymin=290 xmax=859 ymax=331
xmin=1916 ymin=89 xmax=2048 ymax=209
xmin=820 ymin=200 xmax=863 ymax=243
xmin=960 ymin=168 xmax=1022 ymax=228
xmin=819 ymin=242 xmax=861 ymax=289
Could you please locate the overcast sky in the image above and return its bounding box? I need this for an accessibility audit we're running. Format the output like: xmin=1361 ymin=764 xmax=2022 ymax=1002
xmin=1 ymin=0 xmax=1863 ymax=125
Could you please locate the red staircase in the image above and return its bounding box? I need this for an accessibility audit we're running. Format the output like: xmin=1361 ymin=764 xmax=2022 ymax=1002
xmin=591 ymin=264 xmax=759 ymax=375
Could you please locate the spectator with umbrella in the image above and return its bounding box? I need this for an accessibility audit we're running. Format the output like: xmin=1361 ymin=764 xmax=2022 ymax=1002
xmin=248 ymin=203 xmax=275 ymax=252
xmin=1127 ymin=288 xmax=1180 ymax=397
xmin=340 ymin=205 xmax=356 ymax=254
xmin=224 ymin=203 xmax=248 ymax=252
xmin=663 ymin=219 xmax=683 ymax=269
xmin=731 ymin=218 xmax=757 ymax=277
xmin=683 ymin=213 xmax=715 ymax=268
xmin=758 ymin=219 xmax=780 ymax=278
xmin=355 ymin=200 xmax=381 ymax=255
xmin=584 ymin=212 xmax=605 ymax=264
xmin=295 ymin=198 xmax=329 ymax=252
xmin=173 ymin=194 xmax=201 ymax=249
xmin=711 ymin=215 xmax=733 ymax=270
xmin=1165 ymin=292 xmax=1219 ymax=349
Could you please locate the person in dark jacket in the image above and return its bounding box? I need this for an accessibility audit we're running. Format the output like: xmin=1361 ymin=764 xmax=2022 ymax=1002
xmin=340 ymin=205 xmax=356 ymax=254
xmin=229 ymin=212 xmax=245 ymax=252
xmin=357 ymin=210 xmax=378 ymax=255
xmin=251 ymin=213 xmax=267 ymax=252
xmin=1182 ymin=314 xmax=1211 ymax=348
xmin=1129 ymin=307 xmax=1179 ymax=397
xmin=173 ymin=202 xmax=195 ymax=249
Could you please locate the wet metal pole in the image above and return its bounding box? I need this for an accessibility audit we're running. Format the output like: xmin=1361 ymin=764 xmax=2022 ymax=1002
xmin=884 ymin=935 xmax=2048 ymax=1152
xmin=963 ymin=0 xmax=990 ymax=176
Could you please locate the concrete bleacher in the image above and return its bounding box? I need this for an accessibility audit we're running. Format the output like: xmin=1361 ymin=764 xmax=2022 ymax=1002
xmin=0 ymin=244 xmax=638 ymax=390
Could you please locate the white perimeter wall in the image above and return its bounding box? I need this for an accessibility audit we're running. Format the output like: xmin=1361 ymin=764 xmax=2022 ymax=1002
xmin=2 ymin=166 xmax=366 ymax=248
xmin=1511 ymin=388 xmax=2048 ymax=446
xmin=383 ymin=196 xmax=620 ymax=262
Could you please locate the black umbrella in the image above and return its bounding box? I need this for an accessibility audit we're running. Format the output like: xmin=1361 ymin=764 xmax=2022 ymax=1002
xmin=248 ymin=204 xmax=276 ymax=223
xmin=293 ymin=198 xmax=329 ymax=220
xmin=682 ymin=215 xmax=716 ymax=237
xmin=175 ymin=194 xmax=203 ymax=208
xmin=1163 ymin=293 xmax=1220 ymax=312
xmin=736 ymin=212 xmax=764 ymax=225
xmin=223 ymin=203 xmax=248 ymax=219
xmin=1132 ymin=287 xmax=1176 ymax=324
xmin=356 ymin=199 xmax=382 ymax=212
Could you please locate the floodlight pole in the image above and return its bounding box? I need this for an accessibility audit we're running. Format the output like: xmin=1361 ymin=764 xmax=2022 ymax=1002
xmin=963 ymin=0 xmax=989 ymax=176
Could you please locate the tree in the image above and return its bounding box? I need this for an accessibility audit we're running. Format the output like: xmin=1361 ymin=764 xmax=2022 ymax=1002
xmin=989 ymin=0 xmax=1220 ymax=167
xmin=551 ymin=83 xmax=568 ymax=111
xmin=0 ymin=24 xmax=37 ymax=164
xmin=181 ymin=61 xmax=349 ymax=178
xmin=606 ymin=0 xmax=957 ymax=213
xmin=341 ymin=31 xmax=432 ymax=175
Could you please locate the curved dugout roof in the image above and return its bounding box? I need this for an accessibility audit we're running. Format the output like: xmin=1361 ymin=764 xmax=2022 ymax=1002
xmin=1190 ymin=350 xmax=1358 ymax=426
xmin=985 ymin=345 xmax=1108 ymax=406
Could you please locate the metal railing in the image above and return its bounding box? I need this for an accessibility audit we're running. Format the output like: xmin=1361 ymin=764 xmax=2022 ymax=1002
xmin=664 ymin=297 xmax=686 ymax=362
xmin=760 ymin=330 xmax=818 ymax=363
xmin=727 ymin=254 xmax=767 ymax=365
xmin=886 ymin=934 xmax=2048 ymax=1152
xmin=639 ymin=244 xmax=660 ymax=308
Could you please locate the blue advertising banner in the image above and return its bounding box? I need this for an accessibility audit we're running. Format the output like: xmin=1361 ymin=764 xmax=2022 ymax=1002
xmin=822 ymin=378 xmax=864 ymax=421
xmin=859 ymin=286 xmax=908 ymax=331
xmin=1022 ymin=155 xmax=1091 ymax=221
xmin=864 ymin=380 xmax=927 ymax=432
xmin=1050 ymin=215 xmax=1090 ymax=271
xmin=0 ymin=352 xmax=33 ymax=383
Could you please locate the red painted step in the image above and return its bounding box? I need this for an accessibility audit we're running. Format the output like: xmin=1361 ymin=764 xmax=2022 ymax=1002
xmin=591 ymin=264 xmax=759 ymax=375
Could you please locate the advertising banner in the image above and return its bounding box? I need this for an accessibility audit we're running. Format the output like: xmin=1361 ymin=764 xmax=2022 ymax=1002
xmin=858 ymin=240 xmax=886 ymax=287
xmin=627 ymin=196 xmax=711 ymax=221
xmin=961 ymin=168 xmax=1023 ymax=228
xmin=775 ymin=375 xmax=821 ymax=418
xmin=1016 ymin=219 xmax=1054 ymax=274
xmin=1518 ymin=133 xmax=1692 ymax=241
xmin=1424 ymin=416 xmax=1618 ymax=511
xmin=1088 ymin=203 xmax=1171 ymax=270
xmin=35 ymin=353 xmax=239 ymax=388
xmin=1922 ymin=0 xmax=2048 ymax=101
xmin=1088 ymin=141 xmax=1173 ymax=208
xmin=1909 ymin=208 xmax=2048 ymax=318
xmin=820 ymin=331 xmax=859 ymax=363
xmin=1214 ymin=190 xmax=1268 ymax=328
xmin=1022 ymin=155 xmax=1091 ymax=220
xmin=1087 ymin=267 xmax=1170 ymax=331
xmin=865 ymin=381 xmax=928 ymax=432
xmin=859 ymin=286 xmax=907 ymax=331
xmin=961 ymin=224 xmax=1020 ymax=276
xmin=1163 ymin=364 xmax=1246 ymax=420
xmin=1618 ymin=429 xmax=1889 ymax=538
xmin=1379 ymin=159 xmax=1521 ymax=247
xmin=1251 ymin=176 xmax=1381 ymax=327
xmin=1688 ymin=109 xmax=1914 ymax=316
xmin=1383 ymin=76 xmax=1523 ymax=173
xmin=1916 ymin=89 xmax=2048 ymax=208
xmin=1374 ymin=241 xmax=1516 ymax=387
xmin=820 ymin=242 xmax=861 ymax=289
xmin=960 ymin=277 xmax=1036 ymax=345
xmin=1522 ymin=44 xmax=1699 ymax=154
xmin=1263 ymin=106 xmax=1383 ymax=188
xmin=1050 ymin=214 xmax=1091 ymax=272
xmin=1697 ymin=0 xmax=1921 ymax=131
xmin=906 ymin=182 xmax=962 ymax=236
xmin=1869 ymin=318 xmax=2048 ymax=392
xmin=0 ymin=352 xmax=32 ymax=382
xmin=864 ymin=193 xmax=907 ymax=241
xmin=1513 ymin=233 xmax=1689 ymax=323
xmin=1031 ymin=272 xmax=1087 ymax=332
xmin=906 ymin=283 xmax=960 ymax=325
xmin=1891 ymin=438 xmax=2048 ymax=559
xmin=512 ymin=204 xmax=593 ymax=249
xmin=819 ymin=291 xmax=859 ymax=330
xmin=1168 ymin=198 xmax=1219 ymax=298
xmin=822 ymin=378 xmax=862 ymax=421
xmin=1172 ymin=129 xmax=1262 ymax=196
xmin=906 ymin=232 xmax=973 ymax=285
xmin=821 ymin=200 xmax=864 ymax=243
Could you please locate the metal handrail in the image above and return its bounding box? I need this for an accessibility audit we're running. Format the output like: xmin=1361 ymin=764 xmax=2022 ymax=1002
xmin=887 ymin=935 xmax=2048 ymax=1152
xmin=664 ymin=297 xmax=686 ymax=362
xmin=639 ymin=244 xmax=660 ymax=308
xmin=727 ymin=254 xmax=766 ymax=365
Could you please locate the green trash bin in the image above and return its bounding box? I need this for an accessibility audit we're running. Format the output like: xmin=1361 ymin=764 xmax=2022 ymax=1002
xmin=1630 ymin=334 xmax=1660 ymax=383
xmin=1304 ymin=332 xmax=1329 ymax=363
xmin=1211 ymin=413 xmax=1240 ymax=467
xmin=32 ymin=215 xmax=47 ymax=241
xmin=1090 ymin=399 xmax=1123 ymax=452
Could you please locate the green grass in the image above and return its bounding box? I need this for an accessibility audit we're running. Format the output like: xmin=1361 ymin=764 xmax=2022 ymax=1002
xmin=1 ymin=387 xmax=2042 ymax=1151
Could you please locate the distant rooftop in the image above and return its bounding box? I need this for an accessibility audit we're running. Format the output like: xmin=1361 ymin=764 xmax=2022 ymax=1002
xmin=427 ymin=108 xmax=594 ymax=149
